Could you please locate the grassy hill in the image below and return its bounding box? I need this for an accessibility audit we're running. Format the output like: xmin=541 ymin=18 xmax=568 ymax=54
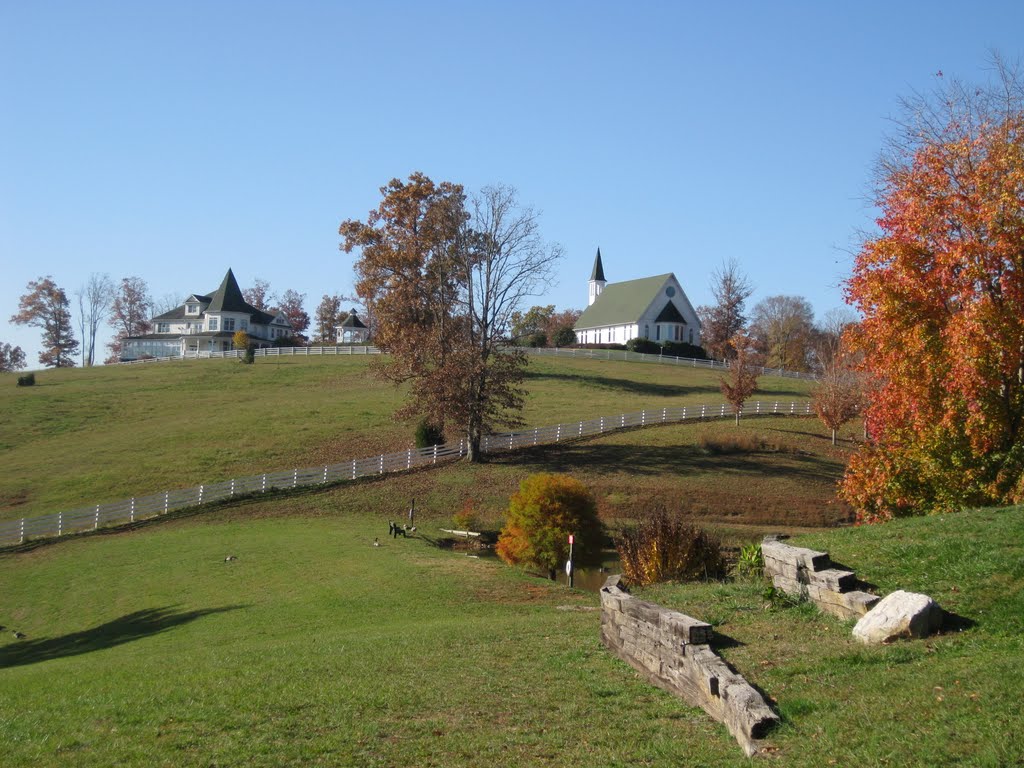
xmin=1 ymin=491 xmax=1021 ymax=766
xmin=0 ymin=355 xmax=818 ymax=521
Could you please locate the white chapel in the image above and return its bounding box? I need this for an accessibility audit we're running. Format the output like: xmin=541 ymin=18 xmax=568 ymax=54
xmin=573 ymin=249 xmax=702 ymax=347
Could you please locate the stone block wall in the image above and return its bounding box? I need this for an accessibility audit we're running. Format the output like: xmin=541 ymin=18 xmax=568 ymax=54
xmin=762 ymin=535 xmax=880 ymax=620
xmin=599 ymin=575 xmax=778 ymax=756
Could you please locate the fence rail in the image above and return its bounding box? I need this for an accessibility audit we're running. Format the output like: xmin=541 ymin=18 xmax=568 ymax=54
xmin=116 ymin=344 xmax=817 ymax=380
xmin=0 ymin=399 xmax=812 ymax=547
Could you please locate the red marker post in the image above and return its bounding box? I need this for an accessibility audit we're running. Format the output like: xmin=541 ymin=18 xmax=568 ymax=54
xmin=566 ymin=534 xmax=575 ymax=588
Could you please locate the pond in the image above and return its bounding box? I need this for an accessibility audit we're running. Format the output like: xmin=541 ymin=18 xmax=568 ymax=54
xmin=469 ymin=548 xmax=621 ymax=593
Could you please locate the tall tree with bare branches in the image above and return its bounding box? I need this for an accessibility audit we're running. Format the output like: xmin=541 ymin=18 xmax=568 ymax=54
xmin=76 ymin=273 xmax=115 ymax=366
xmin=697 ymin=259 xmax=754 ymax=360
xmin=106 ymin=276 xmax=153 ymax=362
xmin=341 ymin=174 xmax=562 ymax=462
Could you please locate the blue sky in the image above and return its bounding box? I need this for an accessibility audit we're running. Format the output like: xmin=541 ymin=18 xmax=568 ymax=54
xmin=2 ymin=1 xmax=1023 ymax=366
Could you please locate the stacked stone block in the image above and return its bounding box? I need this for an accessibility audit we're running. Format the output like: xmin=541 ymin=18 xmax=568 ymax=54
xmin=599 ymin=575 xmax=778 ymax=756
xmin=761 ymin=535 xmax=880 ymax=620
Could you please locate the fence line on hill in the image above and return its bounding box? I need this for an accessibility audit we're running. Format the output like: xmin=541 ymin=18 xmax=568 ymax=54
xmin=0 ymin=399 xmax=813 ymax=548
xmin=116 ymin=344 xmax=817 ymax=381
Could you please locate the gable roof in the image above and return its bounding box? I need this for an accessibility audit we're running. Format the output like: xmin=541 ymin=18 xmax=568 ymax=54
xmin=575 ymin=274 xmax=674 ymax=329
xmin=654 ymin=301 xmax=686 ymax=323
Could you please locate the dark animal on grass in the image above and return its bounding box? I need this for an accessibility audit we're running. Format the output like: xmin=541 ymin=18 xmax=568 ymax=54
xmin=389 ymin=521 xmax=406 ymax=538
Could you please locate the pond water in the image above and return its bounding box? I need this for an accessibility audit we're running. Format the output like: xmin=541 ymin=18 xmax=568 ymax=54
xmin=470 ymin=548 xmax=621 ymax=593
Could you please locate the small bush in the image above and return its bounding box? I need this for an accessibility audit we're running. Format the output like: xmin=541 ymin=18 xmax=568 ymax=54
xmin=17 ymin=372 xmax=35 ymax=387
xmin=625 ymin=337 xmax=660 ymax=354
xmin=452 ymin=499 xmax=479 ymax=532
xmin=660 ymin=341 xmax=707 ymax=359
xmin=496 ymin=473 xmax=604 ymax=579
xmin=735 ymin=542 xmax=764 ymax=580
xmin=242 ymin=344 xmax=256 ymax=364
xmin=414 ymin=419 xmax=445 ymax=448
xmin=616 ymin=505 xmax=725 ymax=586
xmin=551 ymin=326 xmax=576 ymax=347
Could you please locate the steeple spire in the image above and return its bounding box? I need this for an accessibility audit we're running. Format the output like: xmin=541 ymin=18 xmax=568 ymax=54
xmin=590 ymin=248 xmax=606 ymax=281
xmin=588 ymin=248 xmax=607 ymax=306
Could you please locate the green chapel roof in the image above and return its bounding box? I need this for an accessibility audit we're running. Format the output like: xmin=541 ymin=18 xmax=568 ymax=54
xmin=574 ymin=274 xmax=673 ymax=329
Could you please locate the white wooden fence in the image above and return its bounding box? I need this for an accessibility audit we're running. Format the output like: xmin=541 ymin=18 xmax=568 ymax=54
xmin=0 ymin=399 xmax=812 ymax=547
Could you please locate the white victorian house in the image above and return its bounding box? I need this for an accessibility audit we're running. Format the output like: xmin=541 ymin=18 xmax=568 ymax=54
xmin=120 ymin=269 xmax=294 ymax=360
xmin=335 ymin=309 xmax=369 ymax=344
xmin=573 ymin=249 xmax=701 ymax=346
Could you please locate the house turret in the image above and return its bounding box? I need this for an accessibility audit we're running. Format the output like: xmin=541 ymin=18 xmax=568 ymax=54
xmin=588 ymin=248 xmax=607 ymax=307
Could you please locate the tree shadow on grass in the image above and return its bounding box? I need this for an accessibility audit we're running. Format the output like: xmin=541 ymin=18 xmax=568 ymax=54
xmin=0 ymin=604 xmax=244 ymax=669
xmin=524 ymin=370 xmax=713 ymax=399
xmin=492 ymin=441 xmax=841 ymax=485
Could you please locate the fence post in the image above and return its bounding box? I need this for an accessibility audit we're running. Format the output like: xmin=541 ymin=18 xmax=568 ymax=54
xmin=231 ymin=479 xmax=235 ymax=497
xmin=352 ymin=460 xmax=357 ymax=480
xmin=556 ymin=424 xmax=561 ymax=442
xmin=641 ymin=410 xmax=646 ymax=426
xmin=790 ymin=401 xmax=795 ymax=415
xmin=509 ymin=433 xmax=514 ymax=450
xmin=578 ymin=421 xmax=583 ymax=437
xmin=620 ymin=414 xmax=625 ymax=428
xmin=165 ymin=491 xmax=169 ymax=514
xmin=323 ymin=466 xmax=329 ymax=483
xmin=407 ymin=449 xmax=412 ymax=470
xmin=756 ymin=401 xmax=761 ymax=415
xmin=600 ymin=417 xmax=604 ymax=433
xmin=58 ymin=512 xmax=63 ymax=536
xmin=130 ymin=498 xmax=135 ymax=523
xmin=533 ymin=428 xmax=538 ymax=446
xmin=199 ymin=485 xmax=204 ymax=504
xmin=293 ymin=469 xmax=298 ymax=487
xmin=262 ymin=474 xmax=267 ymax=492
xmin=720 ymin=404 xmax=726 ymax=417
xmin=432 ymin=444 xmax=438 ymax=465
xmin=701 ymin=404 xmax=706 ymax=419
xmin=379 ymin=455 xmax=384 ymax=475
xmin=95 ymin=505 xmax=100 ymax=530
xmin=682 ymin=406 xmax=687 ymax=420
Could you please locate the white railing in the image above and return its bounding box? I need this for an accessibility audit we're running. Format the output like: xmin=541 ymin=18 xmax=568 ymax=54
xmin=0 ymin=399 xmax=812 ymax=547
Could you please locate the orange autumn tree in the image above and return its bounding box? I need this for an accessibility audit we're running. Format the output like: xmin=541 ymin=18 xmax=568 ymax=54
xmin=841 ymin=63 xmax=1024 ymax=521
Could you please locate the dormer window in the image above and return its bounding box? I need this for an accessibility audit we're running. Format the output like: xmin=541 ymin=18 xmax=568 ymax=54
xmin=186 ymin=302 xmax=200 ymax=315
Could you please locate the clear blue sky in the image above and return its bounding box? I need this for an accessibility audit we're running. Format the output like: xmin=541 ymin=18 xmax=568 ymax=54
xmin=3 ymin=1 xmax=1023 ymax=366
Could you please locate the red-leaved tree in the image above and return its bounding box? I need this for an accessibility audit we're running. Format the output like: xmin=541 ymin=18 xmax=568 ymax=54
xmin=841 ymin=61 xmax=1024 ymax=521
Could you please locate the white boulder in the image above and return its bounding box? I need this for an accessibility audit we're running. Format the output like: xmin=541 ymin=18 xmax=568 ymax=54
xmin=852 ymin=590 xmax=943 ymax=645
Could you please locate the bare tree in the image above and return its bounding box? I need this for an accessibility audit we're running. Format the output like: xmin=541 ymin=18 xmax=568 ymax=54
xmin=696 ymin=259 xmax=754 ymax=360
xmin=153 ymin=293 xmax=184 ymax=316
xmin=749 ymin=295 xmax=816 ymax=372
xmin=275 ymin=289 xmax=310 ymax=340
xmin=342 ymin=175 xmax=562 ymax=462
xmin=75 ymin=273 xmax=115 ymax=366
xmin=106 ymin=276 xmax=153 ymax=362
xmin=312 ymin=294 xmax=342 ymax=343
xmin=243 ymin=278 xmax=274 ymax=311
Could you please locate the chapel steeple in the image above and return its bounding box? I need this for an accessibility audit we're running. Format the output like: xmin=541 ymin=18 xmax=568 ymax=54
xmin=588 ymin=248 xmax=607 ymax=306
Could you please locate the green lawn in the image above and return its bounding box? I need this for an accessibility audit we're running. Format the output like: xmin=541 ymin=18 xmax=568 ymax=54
xmin=2 ymin=495 xmax=1021 ymax=766
xmin=0 ymin=355 xmax=814 ymax=521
